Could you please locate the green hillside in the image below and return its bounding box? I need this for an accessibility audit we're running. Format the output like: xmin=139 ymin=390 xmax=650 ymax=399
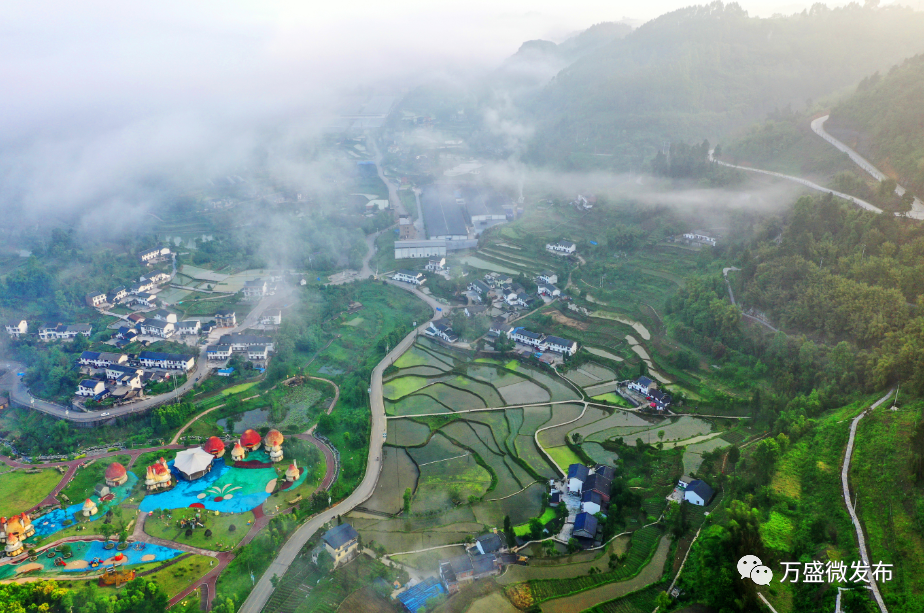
xmin=827 ymin=53 xmax=924 ymax=196
xmin=525 ymin=2 xmax=924 ymax=170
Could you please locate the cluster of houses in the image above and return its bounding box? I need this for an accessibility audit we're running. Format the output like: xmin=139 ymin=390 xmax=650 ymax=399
xmin=437 ymin=532 xmax=518 ymax=594
xmin=425 ymin=321 xmax=459 ymax=343
xmin=85 ymin=270 xmax=172 ymax=311
xmin=626 ymin=376 xmax=672 ymax=412
xmin=557 ymin=464 xmax=617 ymax=547
xmin=75 ymin=350 xmax=195 ymax=401
xmin=37 ymin=323 xmax=92 ymax=341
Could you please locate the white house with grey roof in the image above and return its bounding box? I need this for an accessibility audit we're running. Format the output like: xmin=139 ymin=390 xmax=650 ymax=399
xmin=545 ymin=335 xmax=578 ymax=356
xmin=392 ymin=270 xmax=424 ymax=285
xmin=546 ymin=240 xmax=576 ymax=255
xmin=5 ymin=320 xmax=27 ymax=338
xmin=140 ymin=319 xmax=174 ymax=338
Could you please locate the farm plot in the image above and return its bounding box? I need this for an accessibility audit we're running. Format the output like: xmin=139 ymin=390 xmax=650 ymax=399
xmin=358 ymin=448 xmax=419 ymax=515
xmin=516 ymin=435 xmax=558 ymax=478
xmin=463 ymin=412 xmax=511 ymax=450
xmin=546 ymin=446 xmax=584 ymax=470
xmin=520 ymin=405 xmax=553 ymax=434
xmin=571 ymin=411 xmax=650 ymax=440
xmin=566 ymin=369 xmax=605 ymax=388
xmin=386 ymin=394 xmax=451 ymax=416
xmin=446 ymin=375 xmax=505 ymax=407
xmin=683 ymin=436 xmax=731 ymax=474
xmin=584 ymin=347 xmax=625 ymax=362
xmin=473 ymin=481 xmax=545 ymax=527
xmin=525 ymin=369 xmax=581 ymax=402
xmin=467 ymin=365 xmax=528 ymax=389
xmin=499 ymin=380 xmax=550 ymax=405
xmin=538 ymin=406 xmax=609 ymax=449
xmin=408 ymin=433 xmax=468 ymax=466
xmin=412 ymin=454 xmax=492 ymax=513
xmin=394 ymin=345 xmax=452 ymax=370
xmin=583 ymin=442 xmax=620 ymax=467
xmin=440 ymin=422 xmax=524 ymax=499
xmin=383 ymin=376 xmax=434 ymax=400
xmin=386 ymin=419 xmax=431 ymax=446
xmin=581 ymin=363 xmax=618 ymax=382
xmin=419 ymin=384 xmax=487 ymax=412
xmin=386 ymin=366 xmax=446 ymax=378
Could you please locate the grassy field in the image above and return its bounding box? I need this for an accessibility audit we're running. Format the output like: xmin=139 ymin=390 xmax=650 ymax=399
xmin=143 ymin=510 xmax=252 ymax=551
xmin=58 ymin=454 xmax=132 ymax=504
xmin=142 ymin=554 xmax=214 ymax=599
xmin=545 ymin=446 xmax=583 ymax=470
xmin=0 ymin=469 xmax=64 ymax=516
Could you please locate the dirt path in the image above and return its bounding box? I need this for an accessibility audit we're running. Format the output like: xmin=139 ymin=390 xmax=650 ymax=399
xmin=539 ymin=534 xmax=671 ymax=613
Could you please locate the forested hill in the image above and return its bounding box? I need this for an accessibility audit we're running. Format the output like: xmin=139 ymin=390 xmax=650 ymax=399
xmin=826 ymin=53 xmax=924 ymax=197
xmin=524 ymin=2 xmax=924 ymax=170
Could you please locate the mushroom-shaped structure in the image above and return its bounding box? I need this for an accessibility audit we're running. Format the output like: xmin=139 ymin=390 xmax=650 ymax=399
xmin=231 ymin=442 xmax=246 ymax=462
xmin=285 ymin=460 xmax=300 ymax=482
xmin=0 ymin=517 xmax=7 ymax=544
xmin=112 ymin=553 xmax=126 ymax=565
xmin=240 ymin=429 xmax=261 ymax=451
xmin=4 ymin=533 xmax=22 ymax=557
xmin=17 ymin=513 xmax=34 ymax=539
xmin=202 ymin=436 xmax=226 ymax=458
xmin=82 ymin=498 xmax=98 ymax=517
xmin=264 ymin=429 xmax=284 ymax=463
xmin=105 ymin=462 xmax=128 ymax=487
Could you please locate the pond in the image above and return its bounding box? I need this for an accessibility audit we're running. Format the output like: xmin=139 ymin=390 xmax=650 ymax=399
xmin=217 ymin=409 xmax=270 ymax=434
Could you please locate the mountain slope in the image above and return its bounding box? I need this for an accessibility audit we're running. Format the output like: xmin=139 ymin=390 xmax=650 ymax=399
xmin=826 ymin=53 xmax=924 ymax=197
xmin=525 ymin=2 xmax=924 ymax=170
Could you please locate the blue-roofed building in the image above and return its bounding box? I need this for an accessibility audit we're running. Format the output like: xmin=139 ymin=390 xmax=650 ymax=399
xmin=217 ymin=368 xmax=235 ymax=377
xmin=684 ymin=479 xmax=715 ymax=506
xmin=398 ymin=577 xmax=446 ymax=613
xmin=567 ymin=464 xmax=589 ymax=493
xmin=573 ymin=512 xmax=598 ymax=542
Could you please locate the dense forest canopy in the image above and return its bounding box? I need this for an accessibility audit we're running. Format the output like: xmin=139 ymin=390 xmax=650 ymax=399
xmin=524 ymin=2 xmax=924 ymax=170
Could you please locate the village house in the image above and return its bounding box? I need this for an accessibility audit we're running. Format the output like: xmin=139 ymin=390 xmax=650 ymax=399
xmin=259 ymin=310 xmax=282 ymax=326
xmin=105 ymin=364 xmax=142 ymax=381
xmin=467 ymin=279 xmax=491 ymax=296
xmin=511 ymin=328 xmax=545 ymax=349
xmin=85 ymin=291 xmax=108 ymax=308
xmin=628 ymin=375 xmax=656 ymax=396
xmin=583 ymin=473 xmax=612 ymax=503
xmin=473 ymin=533 xmax=506 ymax=556
xmin=138 ymin=351 xmax=195 ymax=371
xmin=39 ymin=323 xmax=92 ymax=341
xmin=206 ymin=345 xmax=232 ymax=360
xmin=426 ymin=321 xmax=459 ymax=343
xmin=513 ymin=292 xmax=531 ymax=308
xmin=581 ymin=491 xmax=603 ymax=515
xmin=79 ymin=351 xmax=128 ymax=368
xmin=439 ymin=555 xmax=474 ymax=593
xmin=140 ymin=319 xmax=175 ymax=338
xmin=108 ymin=287 xmax=129 ymax=304
xmin=538 ymin=271 xmax=558 ymax=285
xmin=218 ymin=333 xmax=274 ymax=352
xmin=321 ymin=523 xmax=359 ymax=568
xmin=425 ymin=257 xmax=446 ymax=272
xmin=139 ymin=246 xmax=170 ymax=264
xmin=145 ymin=272 xmax=170 ymax=285
xmin=215 ymin=310 xmax=236 ymax=327
xmin=546 ymin=240 xmax=577 ymax=255
xmin=684 ymin=480 xmax=715 ymax=506
xmin=242 ymin=279 xmax=267 ymax=298
xmin=463 ymin=305 xmax=487 ymax=318
xmin=567 ymin=463 xmax=589 ymax=493
xmin=5 ymin=320 xmax=27 ymax=338
xmin=545 ymin=335 xmax=579 ymax=356
xmin=128 ymin=293 xmax=157 ymax=308
xmin=392 ymin=270 xmax=424 ymax=285
xmin=175 ymin=320 xmax=201 ymax=336
xmin=683 ymin=232 xmax=717 ymax=247
xmin=127 ymin=313 xmax=146 ymax=325
xmin=151 ymin=309 xmax=178 ymax=323
xmin=76 ymin=379 xmax=106 ymax=397
xmin=132 ymin=279 xmax=156 ymax=294
xmin=572 ymin=512 xmax=598 ymax=544
xmin=488 ymin=318 xmax=512 ymax=338
xmin=247 ymin=345 xmax=269 ymax=361
xmin=537 ymin=283 xmax=560 ymax=297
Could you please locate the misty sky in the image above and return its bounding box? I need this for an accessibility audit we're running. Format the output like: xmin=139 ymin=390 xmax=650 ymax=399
xmin=1 ymin=0 xmax=901 ymax=224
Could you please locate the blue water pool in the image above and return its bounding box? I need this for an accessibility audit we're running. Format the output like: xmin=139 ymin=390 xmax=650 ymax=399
xmin=139 ymin=454 xmax=306 ymax=514
xmin=62 ymin=540 xmax=183 ymax=572
xmin=33 ymin=472 xmax=139 ymax=538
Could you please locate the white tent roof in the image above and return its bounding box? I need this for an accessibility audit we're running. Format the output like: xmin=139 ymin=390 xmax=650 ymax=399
xmin=174 ymin=447 xmax=214 ymax=476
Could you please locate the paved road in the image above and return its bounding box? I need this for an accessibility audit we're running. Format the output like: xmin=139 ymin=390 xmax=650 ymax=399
xmin=238 ymin=281 xmax=442 ymax=613
xmin=842 ymin=389 xmax=894 ymax=613
xmin=1 ymin=291 xmax=289 ymax=423
xmin=811 ymin=115 xmax=924 ymax=220
xmin=710 ymin=152 xmax=883 ymax=215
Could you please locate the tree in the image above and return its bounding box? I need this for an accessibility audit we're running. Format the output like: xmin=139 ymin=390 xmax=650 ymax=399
xmin=403 ymin=488 xmax=412 ymax=514
xmin=727 ymin=445 xmax=740 ymax=465
xmin=528 ymin=518 xmax=543 ymax=540
xmin=566 ymin=538 xmax=581 ymax=553
xmin=503 ymin=515 xmax=516 ymax=547
xmin=571 ymin=432 xmax=582 ymax=444
xmin=316 ymin=550 xmax=334 ymax=574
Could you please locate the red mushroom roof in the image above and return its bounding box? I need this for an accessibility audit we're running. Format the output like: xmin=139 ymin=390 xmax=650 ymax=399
xmin=264 ymin=429 xmax=284 ymax=446
xmin=241 ymin=429 xmax=261 ymax=446
xmin=105 ymin=462 xmax=127 ymax=480
xmin=202 ymin=436 xmax=225 ymax=454
xmin=151 ymin=463 xmax=169 ymax=475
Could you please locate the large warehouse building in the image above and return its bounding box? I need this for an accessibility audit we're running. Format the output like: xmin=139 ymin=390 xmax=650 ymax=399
xmin=394 ymin=240 xmax=448 ymax=259
xmin=421 ymin=185 xmax=469 ymax=241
